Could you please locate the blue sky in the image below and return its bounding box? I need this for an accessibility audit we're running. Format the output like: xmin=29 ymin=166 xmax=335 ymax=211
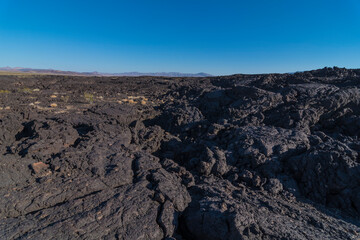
xmin=0 ymin=0 xmax=360 ymax=75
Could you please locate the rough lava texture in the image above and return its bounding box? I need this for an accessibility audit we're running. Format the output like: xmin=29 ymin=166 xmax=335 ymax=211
xmin=0 ymin=67 xmax=360 ymax=239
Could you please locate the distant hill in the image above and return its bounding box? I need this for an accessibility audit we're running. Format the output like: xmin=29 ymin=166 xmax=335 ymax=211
xmin=0 ymin=67 xmax=212 ymax=77
xmin=108 ymin=72 xmax=212 ymax=77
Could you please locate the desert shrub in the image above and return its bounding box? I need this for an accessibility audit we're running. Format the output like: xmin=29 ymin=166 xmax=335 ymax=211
xmin=61 ymin=95 xmax=70 ymax=103
xmin=84 ymin=92 xmax=94 ymax=103
xmin=19 ymin=88 xmax=32 ymax=93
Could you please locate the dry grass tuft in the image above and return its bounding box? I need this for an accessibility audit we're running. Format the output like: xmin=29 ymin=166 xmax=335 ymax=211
xmin=84 ymin=92 xmax=94 ymax=103
xmin=19 ymin=88 xmax=33 ymax=93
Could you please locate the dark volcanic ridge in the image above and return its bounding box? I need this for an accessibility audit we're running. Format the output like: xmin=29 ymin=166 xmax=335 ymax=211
xmin=0 ymin=67 xmax=360 ymax=239
xmin=0 ymin=67 xmax=212 ymax=77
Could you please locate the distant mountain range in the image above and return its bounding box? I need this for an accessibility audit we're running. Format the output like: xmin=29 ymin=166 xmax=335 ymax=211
xmin=0 ymin=67 xmax=212 ymax=77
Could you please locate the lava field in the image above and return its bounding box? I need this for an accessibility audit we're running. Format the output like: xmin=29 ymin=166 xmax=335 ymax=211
xmin=0 ymin=67 xmax=360 ymax=239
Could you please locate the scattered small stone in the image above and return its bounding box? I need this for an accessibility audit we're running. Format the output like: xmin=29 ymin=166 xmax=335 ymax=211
xmin=30 ymin=162 xmax=49 ymax=174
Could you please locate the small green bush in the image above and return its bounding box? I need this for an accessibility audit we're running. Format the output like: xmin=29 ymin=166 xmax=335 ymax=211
xmin=84 ymin=92 xmax=94 ymax=103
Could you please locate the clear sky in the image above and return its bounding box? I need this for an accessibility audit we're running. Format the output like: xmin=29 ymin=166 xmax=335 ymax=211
xmin=0 ymin=0 xmax=360 ymax=75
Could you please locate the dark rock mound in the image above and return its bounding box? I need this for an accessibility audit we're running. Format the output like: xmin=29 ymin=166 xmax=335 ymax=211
xmin=0 ymin=67 xmax=360 ymax=239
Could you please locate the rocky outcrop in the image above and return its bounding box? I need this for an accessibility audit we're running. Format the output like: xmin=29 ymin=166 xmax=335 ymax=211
xmin=0 ymin=67 xmax=359 ymax=239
